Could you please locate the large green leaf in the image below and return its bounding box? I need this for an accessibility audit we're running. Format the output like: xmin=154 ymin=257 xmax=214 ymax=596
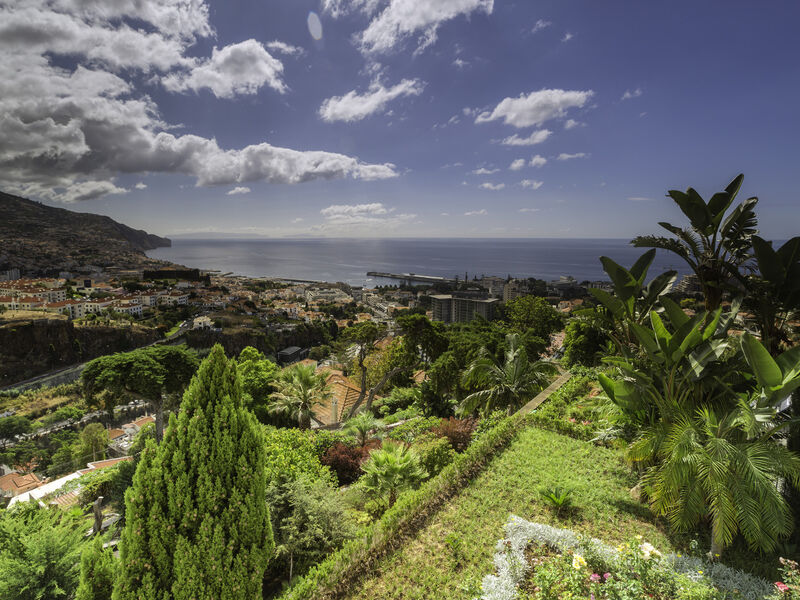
xmin=708 ymin=191 xmax=734 ymax=229
xmin=741 ymin=332 xmax=782 ymax=389
xmin=724 ymin=173 xmax=744 ymax=199
xmin=599 ymin=256 xmax=639 ymax=303
xmin=630 ymin=321 xmax=663 ymax=361
xmin=776 ymin=236 xmax=800 ymax=269
xmin=752 ymin=236 xmax=783 ymax=285
xmin=670 ymin=188 xmax=711 ymax=231
xmin=629 ymin=249 xmax=656 ymax=284
xmin=588 ymin=288 xmax=626 ymax=319
xmin=660 ymin=296 xmax=690 ymax=329
xmin=650 ymin=311 xmax=672 ymax=355
xmin=776 ymin=345 xmax=800 ymax=382
xmin=645 ymin=271 xmax=678 ymax=303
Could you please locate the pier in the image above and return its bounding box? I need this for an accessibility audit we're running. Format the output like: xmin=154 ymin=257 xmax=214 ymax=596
xmin=367 ymin=271 xmax=458 ymax=285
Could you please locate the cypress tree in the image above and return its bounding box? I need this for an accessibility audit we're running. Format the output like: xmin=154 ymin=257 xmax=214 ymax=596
xmin=76 ymin=537 xmax=116 ymax=600
xmin=114 ymin=345 xmax=274 ymax=600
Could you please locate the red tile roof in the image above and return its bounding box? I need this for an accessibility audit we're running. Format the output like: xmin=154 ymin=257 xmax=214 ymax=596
xmin=0 ymin=471 xmax=42 ymax=496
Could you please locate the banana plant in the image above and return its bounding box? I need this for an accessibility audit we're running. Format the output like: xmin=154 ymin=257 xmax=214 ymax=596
xmin=741 ymin=332 xmax=800 ymax=408
xmin=632 ymin=173 xmax=758 ymax=312
xmin=598 ymin=300 xmax=739 ymax=428
xmin=587 ymin=249 xmax=676 ymax=353
xmin=743 ymin=236 xmax=800 ymax=356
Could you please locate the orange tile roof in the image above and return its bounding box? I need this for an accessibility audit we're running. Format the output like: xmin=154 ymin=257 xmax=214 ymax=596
xmin=132 ymin=415 xmax=155 ymax=429
xmin=78 ymin=456 xmax=133 ymax=474
xmin=313 ymin=375 xmax=363 ymax=426
xmin=108 ymin=428 xmax=125 ymax=440
xmin=0 ymin=471 xmax=42 ymax=496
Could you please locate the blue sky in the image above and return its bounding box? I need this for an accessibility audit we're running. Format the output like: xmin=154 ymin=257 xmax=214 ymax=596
xmin=1 ymin=0 xmax=798 ymax=239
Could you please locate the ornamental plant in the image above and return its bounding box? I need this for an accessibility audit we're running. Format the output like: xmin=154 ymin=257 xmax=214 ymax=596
xmin=114 ymin=345 xmax=274 ymax=600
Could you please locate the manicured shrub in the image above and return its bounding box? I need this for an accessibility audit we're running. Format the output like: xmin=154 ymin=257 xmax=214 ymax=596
xmin=311 ymin=429 xmax=355 ymax=458
xmin=386 ymin=416 xmax=442 ymax=443
xmin=321 ymin=442 xmax=367 ymax=486
xmin=432 ymin=417 xmax=476 ymax=452
xmin=414 ymin=434 xmax=456 ymax=480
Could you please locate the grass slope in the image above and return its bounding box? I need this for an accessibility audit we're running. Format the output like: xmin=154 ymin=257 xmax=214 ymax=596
xmin=341 ymin=426 xmax=673 ymax=600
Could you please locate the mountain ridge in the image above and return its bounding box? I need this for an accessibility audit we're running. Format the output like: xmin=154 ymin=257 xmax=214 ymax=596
xmin=0 ymin=191 xmax=172 ymax=274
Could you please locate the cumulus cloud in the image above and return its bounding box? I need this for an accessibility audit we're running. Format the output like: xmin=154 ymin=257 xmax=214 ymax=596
xmin=162 ymin=39 xmax=287 ymax=98
xmin=520 ymin=179 xmax=543 ymax=189
xmin=529 ymin=155 xmax=547 ymax=168
xmin=319 ymin=78 xmax=424 ymax=122
xmin=318 ymin=202 xmax=415 ymax=230
xmin=477 ymin=89 xmax=593 ymax=128
xmin=292 ymin=217 xmax=304 ymax=223
xmin=453 ymin=58 xmax=469 ymax=69
xmin=509 ymin=159 xmax=526 ymax=171
xmin=621 ymin=88 xmax=643 ymax=100
xmin=0 ymin=1 xmax=396 ymax=202
xmin=564 ymin=119 xmax=581 ymax=129
xmin=472 ymin=167 xmax=498 ymax=175
xmin=227 ymin=186 xmax=251 ymax=195
xmin=557 ymin=152 xmax=587 ymax=161
xmin=325 ymin=0 xmax=494 ymax=55
xmin=562 ymin=32 xmax=573 ymax=42
xmin=134 ymin=182 xmax=147 ymax=190
xmin=500 ymin=130 xmax=552 ymax=146
xmin=531 ymin=19 xmax=551 ymax=33
xmin=479 ymin=183 xmax=504 ymax=191
xmin=465 ymin=208 xmax=488 ymax=215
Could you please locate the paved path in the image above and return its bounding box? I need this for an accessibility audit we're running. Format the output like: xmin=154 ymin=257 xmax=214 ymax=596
xmin=517 ymin=368 xmax=572 ymax=416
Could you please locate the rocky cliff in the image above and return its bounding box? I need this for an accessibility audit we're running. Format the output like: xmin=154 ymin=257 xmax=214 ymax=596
xmin=0 ymin=318 xmax=162 ymax=386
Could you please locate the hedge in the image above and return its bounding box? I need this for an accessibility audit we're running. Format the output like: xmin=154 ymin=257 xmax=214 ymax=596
xmin=277 ymin=411 xmax=527 ymax=600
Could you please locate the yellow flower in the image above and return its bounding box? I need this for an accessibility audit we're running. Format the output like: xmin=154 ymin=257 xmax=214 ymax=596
xmin=572 ymin=554 xmax=587 ymax=570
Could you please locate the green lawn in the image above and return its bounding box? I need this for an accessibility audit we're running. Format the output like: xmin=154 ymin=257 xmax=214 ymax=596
xmin=164 ymin=322 xmax=181 ymax=337
xmin=341 ymin=425 xmax=675 ymax=600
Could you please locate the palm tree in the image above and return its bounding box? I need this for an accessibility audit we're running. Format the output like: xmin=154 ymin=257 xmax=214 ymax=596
xmin=630 ymin=400 xmax=800 ymax=555
xmin=459 ymin=333 xmax=557 ymax=416
xmin=361 ymin=441 xmax=426 ymax=508
xmin=269 ymin=364 xmax=331 ymax=429
xmin=343 ymin=411 xmax=384 ymax=447
xmin=632 ymin=173 xmax=758 ymax=312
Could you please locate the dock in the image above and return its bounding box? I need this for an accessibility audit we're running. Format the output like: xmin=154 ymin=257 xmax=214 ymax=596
xmin=367 ymin=271 xmax=457 ymax=285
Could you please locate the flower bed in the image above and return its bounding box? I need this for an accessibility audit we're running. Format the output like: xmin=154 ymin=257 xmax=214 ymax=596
xmin=477 ymin=515 xmax=773 ymax=600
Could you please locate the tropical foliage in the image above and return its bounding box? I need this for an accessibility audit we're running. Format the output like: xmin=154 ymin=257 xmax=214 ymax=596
xmin=460 ymin=332 xmax=557 ymax=416
xmin=270 ymin=364 xmax=331 ymax=430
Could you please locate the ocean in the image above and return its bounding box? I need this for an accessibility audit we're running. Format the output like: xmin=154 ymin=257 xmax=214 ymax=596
xmin=146 ymin=238 xmax=691 ymax=286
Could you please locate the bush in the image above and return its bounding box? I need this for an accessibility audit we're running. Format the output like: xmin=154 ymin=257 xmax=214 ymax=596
xmin=414 ymin=434 xmax=456 ymax=480
xmin=311 ymin=429 xmax=355 ymax=458
xmin=386 ymin=416 xmax=442 ymax=444
xmin=321 ymin=443 xmax=367 ymax=486
xmin=373 ymin=387 xmax=420 ymax=417
xmin=473 ymin=410 xmax=507 ymax=440
xmin=263 ymin=426 xmax=336 ymax=487
xmin=382 ymin=406 xmax=421 ymax=425
xmin=432 ymin=417 xmax=476 ymax=452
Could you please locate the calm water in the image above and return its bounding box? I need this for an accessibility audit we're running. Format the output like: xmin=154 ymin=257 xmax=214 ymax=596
xmin=146 ymin=238 xmax=690 ymax=286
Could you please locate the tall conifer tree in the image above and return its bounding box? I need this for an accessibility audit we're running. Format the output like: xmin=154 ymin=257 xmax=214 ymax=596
xmin=114 ymin=345 xmax=273 ymax=600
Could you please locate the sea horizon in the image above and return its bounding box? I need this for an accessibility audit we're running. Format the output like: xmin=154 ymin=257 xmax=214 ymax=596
xmin=146 ymin=237 xmax=692 ymax=286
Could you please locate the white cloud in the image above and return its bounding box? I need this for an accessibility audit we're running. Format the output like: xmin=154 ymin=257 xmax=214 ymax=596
xmin=621 ymin=88 xmax=643 ymax=100
xmin=266 ymin=40 xmax=304 ymax=56
xmin=564 ymin=119 xmax=582 ymax=129
xmin=318 ymin=202 xmax=415 ymax=230
xmin=557 ymin=152 xmax=587 ymax=161
xmin=520 ymin=179 xmax=543 ymax=189
xmin=227 ymin=186 xmax=251 ymax=195
xmin=477 ymin=89 xmax=593 ymax=128
xmin=531 ymin=19 xmax=551 ymax=34
xmin=562 ymin=32 xmax=573 ymax=42
xmin=479 ymin=183 xmax=504 ymax=191
xmin=529 ymin=155 xmax=547 ymax=168
xmin=134 ymin=182 xmax=147 ymax=190
xmin=162 ymin=39 xmax=286 ymax=98
xmin=509 ymin=159 xmax=526 ymax=171
xmin=292 ymin=217 xmax=304 ymax=223
xmin=500 ymin=130 xmax=552 ymax=146
xmin=319 ymin=78 xmax=425 ymax=122
xmin=0 ymin=2 xmax=396 ymax=202
xmin=465 ymin=208 xmax=488 ymax=215
xmin=453 ymin=58 xmax=469 ymax=69
xmin=440 ymin=212 xmax=449 ymax=216
xmin=472 ymin=167 xmax=499 ymax=175
xmin=519 ymin=207 xmax=540 ymax=212
xmin=330 ymin=0 xmax=494 ymax=55
xmin=627 ymin=196 xmax=653 ymax=202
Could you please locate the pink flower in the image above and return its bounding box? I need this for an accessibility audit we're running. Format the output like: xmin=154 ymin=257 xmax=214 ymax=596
xmin=775 ymin=581 xmax=789 ymax=592
xmin=590 ymin=573 xmax=601 ymax=583
xmin=568 ymin=418 xmax=577 ymax=423
xmin=582 ymin=420 xmax=592 ymax=425
xmin=603 ymin=572 xmax=611 ymax=580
